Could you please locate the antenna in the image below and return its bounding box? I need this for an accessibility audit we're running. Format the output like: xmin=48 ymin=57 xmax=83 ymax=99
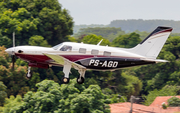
xmin=97 ymin=39 xmax=103 ymax=46
xmin=13 ymin=32 xmax=15 ymax=47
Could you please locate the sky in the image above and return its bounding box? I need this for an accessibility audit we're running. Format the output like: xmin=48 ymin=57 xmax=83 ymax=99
xmin=58 ymin=0 xmax=180 ymax=25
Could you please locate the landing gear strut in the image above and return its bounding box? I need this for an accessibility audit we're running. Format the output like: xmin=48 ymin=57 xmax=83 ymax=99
xmin=76 ymin=68 xmax=86 ymax=84
xmin=26 ymin=67 xmax=32 ymax=79
xmin=61 ymin=63 xmax=71 ymax=84
xmin=61 ymin=62 xmax=86 ymax=84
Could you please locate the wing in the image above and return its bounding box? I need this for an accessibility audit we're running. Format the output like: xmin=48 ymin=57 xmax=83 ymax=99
xmin=43 ymin=53 xmax=86 ymax=70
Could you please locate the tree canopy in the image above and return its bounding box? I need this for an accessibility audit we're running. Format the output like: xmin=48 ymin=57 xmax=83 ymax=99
xmin=0 ymin=0 xmax=73 ymax=47
xmin=112 ymin=32 xmax=141 ymax=48
xmin=5 ymin=79 xmax=110 ymax=113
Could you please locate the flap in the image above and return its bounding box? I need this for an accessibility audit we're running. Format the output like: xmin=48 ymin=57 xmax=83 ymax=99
xmin=43 ymin=53 xmax=86 ymax=70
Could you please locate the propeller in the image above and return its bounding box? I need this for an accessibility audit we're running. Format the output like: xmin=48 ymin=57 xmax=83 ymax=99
xmin=12 ymin=55 xmax=15 ymax=70
xmin=11 ymin=32 xmax=15 ymax=71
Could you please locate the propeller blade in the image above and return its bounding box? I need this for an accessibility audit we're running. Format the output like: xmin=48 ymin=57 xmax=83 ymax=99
xmin=12 ymin=32 xmax=16 ymax=71
xmin=12 ymin=55 xmax=15 ymax=71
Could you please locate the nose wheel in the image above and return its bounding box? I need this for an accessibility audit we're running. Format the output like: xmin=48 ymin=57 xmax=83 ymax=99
xmin=26 ymin=67 xmax=32 ymax=79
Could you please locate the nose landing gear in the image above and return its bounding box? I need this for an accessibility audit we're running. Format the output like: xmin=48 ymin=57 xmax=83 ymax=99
xmin=26 ymin=67 xmax=32 ymax=79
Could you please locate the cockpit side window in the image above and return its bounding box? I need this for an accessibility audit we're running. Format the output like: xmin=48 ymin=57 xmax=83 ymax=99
xmin=60 ymin=45 xmax=72 ymax=51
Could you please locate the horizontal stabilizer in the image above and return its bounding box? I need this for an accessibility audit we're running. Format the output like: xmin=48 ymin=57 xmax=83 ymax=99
xmin=141 ymin=58 xmax=169 ymax=63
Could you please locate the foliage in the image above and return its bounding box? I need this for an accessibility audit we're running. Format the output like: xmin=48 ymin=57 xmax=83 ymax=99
xmin=109 ymin=94 xmax=127 ymax=103
xmin=168 ymin=97 xmax=180 ymax=107
xmin=0 ymin=30 xmax=11 ymax=48
xmin=121 ymin=72 xmax=142 ymax=98
xmin=74 ymin=27 xmax=125 ymax=41
xmin=0 ymin=46 xmax=31 ymax=97
xmin=28 ymin=35 xmax=51 ymax=47
xmin=3 ymin=95 xmax=23 ymax=113
xmin=73 ymin=24 xmax=107 ymax=34
xmin=112 ymin=32 xmax=141 ymax=48
xmin=163 ymin=36 xmax=180 ymax=59
xmin=0 ymin=81 xmax=7 ymax=106
xmin=8 ymin=79 xmax=110 ymax=113
xmin=81 ymin=34 xmax=111 ymax=46
xmin=162 ymin=102 xmax=167 ymax=109
xmin=0 ymin=0 xmax=73 ymax=46
xmin=143 ymin=85 xmax=180 ymax=106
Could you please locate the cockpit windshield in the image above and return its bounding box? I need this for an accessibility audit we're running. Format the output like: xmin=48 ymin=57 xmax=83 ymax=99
xmin=52 ymin=43 xmax=63 ymax=50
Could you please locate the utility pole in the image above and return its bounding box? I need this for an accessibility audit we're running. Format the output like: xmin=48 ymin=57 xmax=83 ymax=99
xmin=129 ymin=95 xmax=140 ymax=113
xmin=129 ymin=95 xmax=135 ymax=113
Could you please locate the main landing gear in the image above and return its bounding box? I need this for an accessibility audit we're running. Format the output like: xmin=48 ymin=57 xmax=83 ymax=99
xmin=26 ymin=67 xmax=32 ymax=79
xmin=25 ymin=63 xmax=86 ymax=84
xmin=62 ymin=63 xmax=86 ymax=84
xmin=76 ymin=69 xmax=85 ymax=84
xmin=62 ymin=77 xmax=70 ymax=84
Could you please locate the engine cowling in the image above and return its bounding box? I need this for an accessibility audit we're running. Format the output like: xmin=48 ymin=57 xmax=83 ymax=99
xmin=29 ymin=63 xmax=49 ymax=69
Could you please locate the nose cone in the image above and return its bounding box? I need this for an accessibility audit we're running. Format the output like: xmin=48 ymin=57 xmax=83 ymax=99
xmin=5 ymin=47 xmax=15 ymax=55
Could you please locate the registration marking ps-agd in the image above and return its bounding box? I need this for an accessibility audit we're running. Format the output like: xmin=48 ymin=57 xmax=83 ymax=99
xmin=89 ymin=59 xmax=118 ymax=67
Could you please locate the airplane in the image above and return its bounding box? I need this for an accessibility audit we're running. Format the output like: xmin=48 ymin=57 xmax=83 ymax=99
xmin=5 ymin=26 xmax=172 ymax=84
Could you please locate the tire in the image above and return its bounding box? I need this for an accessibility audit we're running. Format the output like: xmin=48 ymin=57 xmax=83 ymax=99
xmin=62 ymin=77 xmax=70 ymax=84
xmin=26 ymin=72 xmax=32 ymax=79
xmin=77 ymin=76 xmax=84 ymax=84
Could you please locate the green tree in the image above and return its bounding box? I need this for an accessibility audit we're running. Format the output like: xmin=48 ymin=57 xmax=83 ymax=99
xmin=3 ymin=95 xmax=23 ymax=113
xmin=168 ymin=97 xmax=180 ymax=107
xmin=0 ymin=81 xmax=7 ymax=106
xmin=28 ymin=35 xmax=50 ymax=47
xmin=9 ymin=79 xmax=110 ymax=113
xmin=0 ymin=30 xmax=11 ymax=48
xmin=81 ymin=34 xmax=111 ymax=46
xmin=0 ymin=0 xmax=73 ymax=46
xmin=143 ymin=85 xmax=180 ymax=106
xmin=112 ymin=32 xmax=141 ymax=48
xmin=163 ymin=36 xmax=180 ymax=59
xmin=74 ymin=27 xmax=124 ymax=41
xmin=0 ymin=46 xmax=34 ymax=97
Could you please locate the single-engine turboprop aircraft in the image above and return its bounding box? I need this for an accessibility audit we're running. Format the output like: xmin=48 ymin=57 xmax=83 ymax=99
xmin=5 ymin=26 xmax=172 ymax=84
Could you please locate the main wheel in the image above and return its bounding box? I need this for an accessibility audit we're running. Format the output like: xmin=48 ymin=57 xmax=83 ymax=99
xmin=26 ymin=72 xmax=32 ymax=79
xmin=62 ymin=77 xmax=70 ymax=84
xmin=77 ymin=76 xmax=84 ymax=84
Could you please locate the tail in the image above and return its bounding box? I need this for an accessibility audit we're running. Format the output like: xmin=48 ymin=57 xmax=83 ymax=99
xmin=129 ymin=26 xmax=173 ymax=59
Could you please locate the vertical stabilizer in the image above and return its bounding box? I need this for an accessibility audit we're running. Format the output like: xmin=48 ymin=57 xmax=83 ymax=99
xmin=129 ymin=26 xmax=173 ymax=59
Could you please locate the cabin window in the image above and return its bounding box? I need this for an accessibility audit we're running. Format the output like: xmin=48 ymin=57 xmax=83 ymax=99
xmin=103 ymin=51 xmax=111 ymax=56
xmin=91 ymin=49 xmax=99 ymax=55
xmin=60 ymin=45 xmax=72 ymax=51
xmin=79 ymin=48 xmax=86 ymax=53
